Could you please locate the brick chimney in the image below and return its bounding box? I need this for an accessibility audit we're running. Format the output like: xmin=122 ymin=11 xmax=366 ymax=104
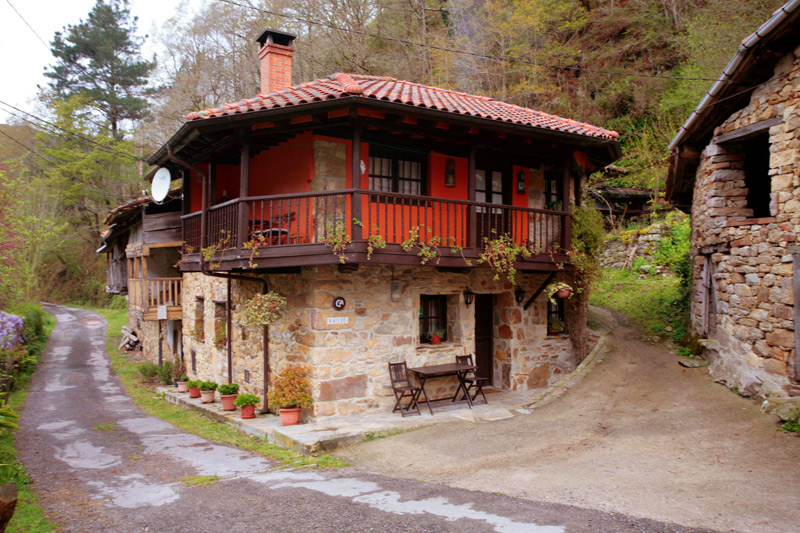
xmin=256 ymin=29 xmax=296 ymax=94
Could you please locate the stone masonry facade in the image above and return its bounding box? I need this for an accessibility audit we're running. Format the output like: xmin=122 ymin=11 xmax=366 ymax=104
xmin=181 ymin=265 xmax=577 ymax=419
xmin=689 ymin=45 xmax=799 ymax=397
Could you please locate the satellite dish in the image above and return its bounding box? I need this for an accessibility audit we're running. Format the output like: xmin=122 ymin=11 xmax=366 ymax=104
xmin=151 ymin=167 xmax=171 ymax=203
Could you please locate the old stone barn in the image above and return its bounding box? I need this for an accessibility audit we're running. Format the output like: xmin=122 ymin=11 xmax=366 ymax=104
xmin=667 ymin=3 xmax=800 ymax=398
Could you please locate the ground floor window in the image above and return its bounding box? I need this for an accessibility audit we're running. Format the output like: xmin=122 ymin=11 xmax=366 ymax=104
xmin=193 ymin=297 xmax=204 ymax=340
xmin=547 ymin=298 xmax=566 ymax=335
xmin=420 ymin=294 xmax=447 ymax=343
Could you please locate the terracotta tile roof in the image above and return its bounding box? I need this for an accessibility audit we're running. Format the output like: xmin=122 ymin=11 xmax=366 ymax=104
xmin=186 ymin=73 xmax=619 ymax=141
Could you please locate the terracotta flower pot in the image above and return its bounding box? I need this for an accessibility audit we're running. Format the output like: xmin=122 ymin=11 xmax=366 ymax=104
xmin=200 ymin=390 xmax=216 ymax=403
xmin=556 ymin=287 xmax=571 ymax=298
xmin=188 ymin=386 xmax=201 ymax=398
xmin=430 ymin=334 xmax=441 ymax=345
xmin=220 ymin=393 xmax=238 ymax=411
xmin=279 ymin=407 xmax=302 ymax=426
xmin=240 ymin=404 xmax=256 ymax=419
xmin=177 ymin=381 xmax=189 ymax=393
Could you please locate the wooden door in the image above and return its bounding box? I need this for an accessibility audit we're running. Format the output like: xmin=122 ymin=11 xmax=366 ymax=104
xmin=474 ymin=294 xmax=494 ymax=384
xmin=475 ymin=168 xmax=507 ymax=243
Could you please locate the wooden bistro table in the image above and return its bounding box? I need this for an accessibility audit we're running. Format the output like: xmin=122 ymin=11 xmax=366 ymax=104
xmin=407 ymin=362 xmax=477 ymax=415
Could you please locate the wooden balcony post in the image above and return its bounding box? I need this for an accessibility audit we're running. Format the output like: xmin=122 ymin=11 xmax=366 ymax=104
xmin=237 ymin=132 xmax=251 ymax=249
xmin=467 ymin=146 xmax=477 ymax=248
xmin=351 ymin=121 xmax=363 ymax=241
xmin=200 ymin=162 xmax=211 ymax=250
xmin=561 ymin=158 xmax=572 ymax=252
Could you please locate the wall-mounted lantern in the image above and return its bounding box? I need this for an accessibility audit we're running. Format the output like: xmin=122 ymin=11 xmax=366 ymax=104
xmin=463 ymin=288 xmax=475 ymax=306
xmin=445 ymin=158 xmax=456 ymax=187
xmin=514 ymin=286 xmax=526 ymax=305
xmin=517 ymin=170 xmax=526 ymax=194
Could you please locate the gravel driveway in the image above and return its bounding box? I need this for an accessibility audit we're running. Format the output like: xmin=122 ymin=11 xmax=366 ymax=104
xmin=335 ymin=317 xmax=800 ymax=533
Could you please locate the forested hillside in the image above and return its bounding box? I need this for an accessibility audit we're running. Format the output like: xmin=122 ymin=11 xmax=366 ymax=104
xmin=0 ymin=0 xmax=785 ymax=306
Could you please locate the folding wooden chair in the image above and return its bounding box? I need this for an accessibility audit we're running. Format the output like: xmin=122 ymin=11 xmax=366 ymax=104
xmin=388 ymin=362 xmax=422 ymax=417
xmin=456 ymin=354 xmax=488 ymax=405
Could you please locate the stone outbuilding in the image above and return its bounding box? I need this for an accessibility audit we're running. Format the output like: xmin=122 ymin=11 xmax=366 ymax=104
xmin=143 ymin=29 xmax=621 ymax=419
xmin=667 ymin=0 xmax=800 ymax=398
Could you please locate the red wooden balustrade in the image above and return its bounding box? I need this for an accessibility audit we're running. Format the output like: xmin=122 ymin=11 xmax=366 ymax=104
xmin=181 ymin=191 xmax=569 ymax=257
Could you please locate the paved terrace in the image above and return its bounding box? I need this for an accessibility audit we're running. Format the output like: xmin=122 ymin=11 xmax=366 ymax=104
xmin=158 ymin=336 xmax=606 ymax=454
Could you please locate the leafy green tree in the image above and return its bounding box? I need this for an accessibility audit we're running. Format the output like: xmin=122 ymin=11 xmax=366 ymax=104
xmin=44 ymin=0 xmax=156 ymax=140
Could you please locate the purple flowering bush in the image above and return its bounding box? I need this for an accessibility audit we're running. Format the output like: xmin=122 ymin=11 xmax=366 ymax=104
xmin=0 ymin=311 xmax=23 ymax=350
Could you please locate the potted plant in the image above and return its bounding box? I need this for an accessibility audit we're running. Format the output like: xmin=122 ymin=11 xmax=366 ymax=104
xmin=177 ymin=375 xmax=189 ymax=393
xmin=427 ymin=328 xmax=445 ymax=345
xmin=234 ymin=393 xmax=260 ymax=419
xmin=199 ymin=381 xmax=217 ymax=403
xmin=187 ymin=379 xmax=201 ymax=398
xmin=268 ymin=366 xmax=313 ymax=426
xmin=544 ymin=281 xmax=573 ymax=304
xmin=548 ymin=316 xmax=566 ymax=335
xmin=218 ymin=383 xmax=239 ymax=411
xmin=241 ymin=291 xmax=287 ymax=327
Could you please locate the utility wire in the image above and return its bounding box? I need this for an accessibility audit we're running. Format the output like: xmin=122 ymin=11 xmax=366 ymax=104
xmin=218 ymin=0 xmax=729 ymax=84
xmin=0 ymin=128 xmax=71 ymax=173
xmin=0 ymin=100 xmax=146 ymax=162
xmin=4 ymin=0 xmax=50 ymax=50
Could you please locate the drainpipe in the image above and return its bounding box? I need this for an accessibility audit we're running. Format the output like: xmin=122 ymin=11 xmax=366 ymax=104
xmin=226 ymin=277 xmax=232 ymax=384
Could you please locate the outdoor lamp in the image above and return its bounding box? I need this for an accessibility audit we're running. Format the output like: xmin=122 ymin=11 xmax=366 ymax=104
xmin=514 ymin=286 xmax=526 ymax=304
xmin=463 ymin=289 xmax=475 ymax=306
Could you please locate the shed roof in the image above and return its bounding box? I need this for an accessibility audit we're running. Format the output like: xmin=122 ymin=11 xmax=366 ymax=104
xmin=666 ymin=0 xmax=800 ymax=207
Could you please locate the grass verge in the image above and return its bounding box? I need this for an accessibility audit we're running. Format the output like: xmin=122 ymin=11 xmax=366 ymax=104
xmin=1 ymin=306 xmax=58 ymax=533
xmin=590 ymin=268 xmax=689 ymax=344
xmin=84 ymin=306 xmax=347 ymax=469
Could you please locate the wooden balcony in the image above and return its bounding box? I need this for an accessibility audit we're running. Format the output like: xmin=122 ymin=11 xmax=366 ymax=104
xmin=128 ymin=277 xmax=183 ymax=320
xmin=180 ymin=191 xmax=571 ymax=272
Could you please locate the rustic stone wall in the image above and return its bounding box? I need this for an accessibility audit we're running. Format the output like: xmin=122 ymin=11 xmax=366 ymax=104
xmin=182 ymin=265 xmax=579 ymax=419
xmin=601 ymin=223 xmax=673 ymax=270
xmin=689 ymin=45 xmax=799 ymax=397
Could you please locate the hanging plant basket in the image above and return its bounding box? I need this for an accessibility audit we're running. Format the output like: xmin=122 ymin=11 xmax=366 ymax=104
xmin=242 ymin=291 xmax=287 ymax=327
xmin=544 ymin=282 xmax=574 ymax=305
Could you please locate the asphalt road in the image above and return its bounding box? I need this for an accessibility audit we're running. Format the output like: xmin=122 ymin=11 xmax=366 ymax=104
xmin=17 ymin=304 xmax=713 ymax=532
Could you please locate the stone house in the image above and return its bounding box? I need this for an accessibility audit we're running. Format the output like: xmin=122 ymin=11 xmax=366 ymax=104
xmin=666 ymin=0 xmax=800 ymax=398
xmin=99 ymin=193 xmax=184 ymax=364
xmin=144 ymin=29 xmax=621 ymax=418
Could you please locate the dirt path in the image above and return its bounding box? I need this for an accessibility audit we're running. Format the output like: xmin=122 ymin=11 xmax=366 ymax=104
xmin=335 ymin=318 xmax=800 ymax=533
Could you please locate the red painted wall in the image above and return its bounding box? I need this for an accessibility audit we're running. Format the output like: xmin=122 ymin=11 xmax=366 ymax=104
xmin=429 ymin=152 xmax=468 ymax=201
xmin=512 ymin=165 xmax=529 ymax=208
xmin=250 ymin=132 xmax=314 ymax=196
xmin=214 ymin=164 xmax=240 ymax=203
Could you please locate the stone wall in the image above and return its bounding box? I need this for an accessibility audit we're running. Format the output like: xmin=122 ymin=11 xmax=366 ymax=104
xmin=689 ymin=45 xmax=799 ymax=397
xmin=128 ymin=311 xmax=183 ymax=369
xmin=600 ymin=223 xmax=674 ymax=270
xmin=182 ymin=265 xmax=579 ymax=419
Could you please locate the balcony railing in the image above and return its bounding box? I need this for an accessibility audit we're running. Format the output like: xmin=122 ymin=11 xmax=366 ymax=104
xmin=181 ymin=190 xmax=569 ymax=266
xmin=129 ymin=278 xmax=183 ymax=310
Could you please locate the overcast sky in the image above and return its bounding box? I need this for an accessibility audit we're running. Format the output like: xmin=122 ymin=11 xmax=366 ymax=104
xmin=0 ymin=0 xmax=202 ymax=123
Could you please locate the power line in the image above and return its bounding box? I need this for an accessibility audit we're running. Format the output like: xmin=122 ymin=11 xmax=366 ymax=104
xmin=0 ymin=100 xmax=146 ymax=162
xmin=4 ymin=0 xmax=50 ymax=50
xmin=218 ymin=0 xmax=729 ymax=84
xmin=0 ymin=128 xmax=71 ymax=173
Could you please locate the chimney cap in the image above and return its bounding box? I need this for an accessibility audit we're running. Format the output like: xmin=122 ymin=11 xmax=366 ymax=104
xmin=256 ymin=28 xmax=297 ymax=48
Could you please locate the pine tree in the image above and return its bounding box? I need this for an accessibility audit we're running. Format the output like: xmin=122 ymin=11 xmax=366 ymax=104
xmin=44 ymin=0 xmax=155 ymax=140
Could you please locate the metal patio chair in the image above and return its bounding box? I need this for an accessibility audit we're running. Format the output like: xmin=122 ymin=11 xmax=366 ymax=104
xmin=388 ymin=362 xmax=422 ymax=417
xmin=456 ymin=354 xmax=488 ymax=405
